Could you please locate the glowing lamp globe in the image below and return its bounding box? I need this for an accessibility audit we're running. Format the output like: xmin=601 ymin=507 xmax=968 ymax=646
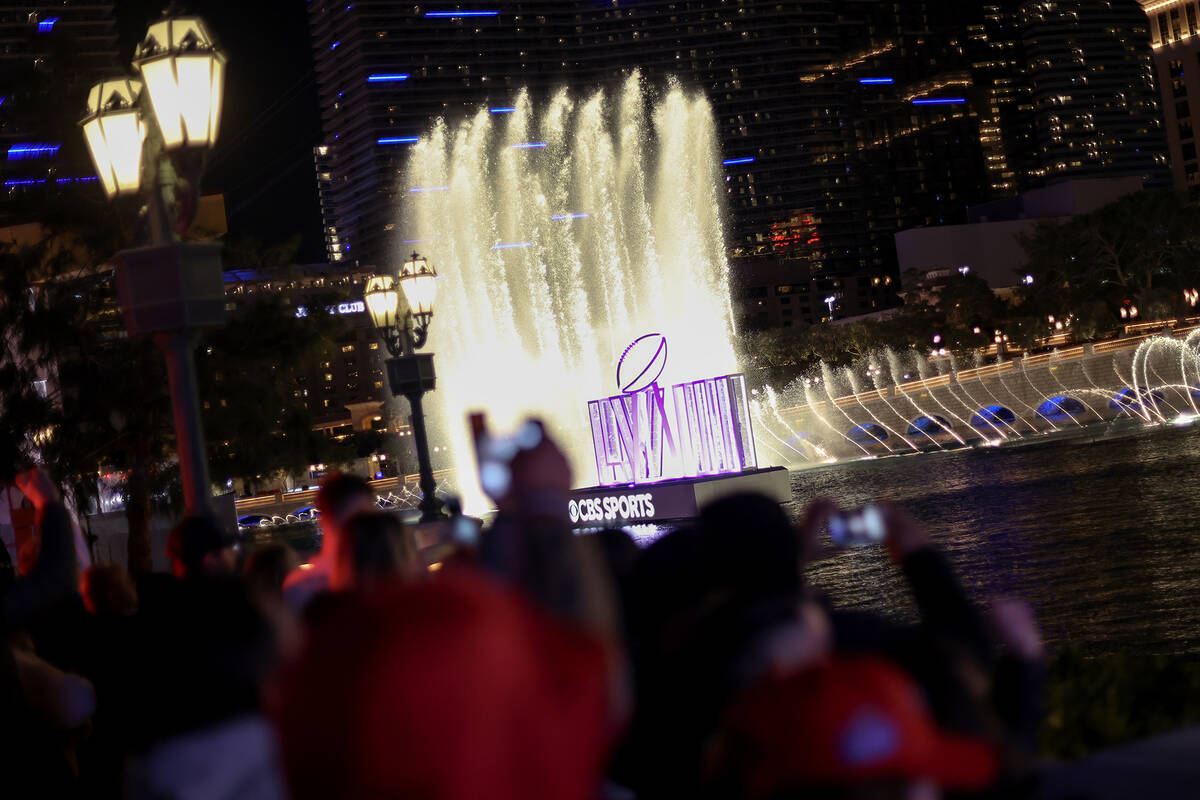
xmin=364 ymin=274 xmax=402 ymax=335
xmin=133 ymin=15 xmax=226 ymax=150
xmin=616 ymin=333 xmax=668 ymax=393
xmin=81 ymin=78 xmax=146 ymax=198
xmin=399 ymin=253 xmax=437 ymax=320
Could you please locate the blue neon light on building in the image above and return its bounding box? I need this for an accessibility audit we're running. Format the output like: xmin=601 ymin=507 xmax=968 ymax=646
xmin=859 ymin=78 xmax=894 ymax=85
xmin=409 ymin=186 xmax=450 ymax=193
xmin=377 ymin=137 xmax=419 ymax=145
xmin=492 ymin=242 xmax=533 ymax=249
xmin=7 ymin=143 xmax=62 ymax=160
xmin=489 ymin=107 xmax=516 ymax=113
xmin=37 ymin=17 xmax=59 ymax=33
xmin=424 ymin=11 xmax=500 ymax=17
xmin=511 ymin=142 xmax=547 ymax=149
xmin=911 ymin=98 xmax=966 ymax=105
xmin=550 ymin=212 xmax=589 ymax=220
xmin=722 ymin=156 xmax=755 ymax=165
xmin=367 ymin=74 xmax=409 ymax=83
xmin=330 ymin=41 xmax=340 ymax=50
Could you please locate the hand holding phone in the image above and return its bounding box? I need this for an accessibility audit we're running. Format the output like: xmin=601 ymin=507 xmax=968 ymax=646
xmin=469 ymin=413 xmax=546 ymax=500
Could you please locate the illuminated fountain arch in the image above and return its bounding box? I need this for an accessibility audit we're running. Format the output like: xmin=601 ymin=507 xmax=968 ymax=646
xmin=1036 ymin=396 xmax=1087 ymax=422
xmin=970 ymin=405 xmax=1016 ymax=429
xmin=1109 ymin=387 xmax=1165 ymax=413
xmin=907 ymin=414 xmax=951 ymax=437
xmin=847 ymin=422 xmax=889 ymax=443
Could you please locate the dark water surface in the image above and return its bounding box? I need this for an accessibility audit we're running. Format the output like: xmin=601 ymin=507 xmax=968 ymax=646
xmin=788 ymin=423 xmax=1200 ymax=656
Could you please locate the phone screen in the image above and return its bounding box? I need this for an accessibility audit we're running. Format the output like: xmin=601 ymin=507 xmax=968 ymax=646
xmin=828 ymin=505 xmax=886 ymax=547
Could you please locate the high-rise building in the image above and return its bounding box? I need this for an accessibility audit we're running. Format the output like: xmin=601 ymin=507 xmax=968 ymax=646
xmin=1140 ymin=0 xmax=1200 ymax=196
xmin=1020 ymin=0 xmax=1170 ymax=186
xmin=967 ymin=3 xmax=1041 ymax=196
xmin=304 ymin=2 xmax=1172 ymax=330
xmin=305 ymin=2 xmax=569 ymax=267
xmin=305 ymin=1 xmax=843 ymax=270
xmin=0 ymin=4 xmax=119 ymax=221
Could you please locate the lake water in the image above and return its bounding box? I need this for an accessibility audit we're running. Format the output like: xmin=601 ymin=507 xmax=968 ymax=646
xmin=790 ymin=422 xmax=1200 ymax=656
xmin=261 ymin=421 xmax=1200 ymax=656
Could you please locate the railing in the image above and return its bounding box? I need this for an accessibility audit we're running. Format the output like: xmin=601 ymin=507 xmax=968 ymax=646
xmin=236 ymin=468 xmax=457 ymax=513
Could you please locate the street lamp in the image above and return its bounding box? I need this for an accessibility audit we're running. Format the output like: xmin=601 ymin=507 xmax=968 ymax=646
xmin=81 ymin=79 xmax=145 ymax=197
xmin=824 ymin=294 xmax=836 ymax=320
xmin=366 ymin=253 xmax=444 ymax=522
xmin=79 ymin=11 xmax=227 ymax=515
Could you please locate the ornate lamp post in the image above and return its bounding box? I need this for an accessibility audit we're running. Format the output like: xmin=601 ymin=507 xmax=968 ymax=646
xmin=80 ymin=12 xmax=227 ymax=514
xmin=365 ymin=253 xmax=444 ymax=522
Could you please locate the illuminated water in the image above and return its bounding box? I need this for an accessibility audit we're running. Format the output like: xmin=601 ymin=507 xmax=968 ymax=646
xmin=793 ymin=422 xmax=1200 ymax=656
xmin=403 ymin=75 xmax=738 ymax=512
xmin=752 ymin=335 xmax=1200 ymax=466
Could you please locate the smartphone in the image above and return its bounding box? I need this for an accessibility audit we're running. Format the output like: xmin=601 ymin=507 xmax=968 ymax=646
xmin=443 ymin=497 xmax=480 ymax=547
xmin=828 ymin=504 xmax=886 ymax=547
xmin=468 ymin=413 xmax=544 ymax=499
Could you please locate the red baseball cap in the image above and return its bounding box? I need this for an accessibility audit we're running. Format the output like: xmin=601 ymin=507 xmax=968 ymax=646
xmin=712 ymin=656 xmax=999 ymax=796
xmin=273 ymin=568 xmax=611 ymax=800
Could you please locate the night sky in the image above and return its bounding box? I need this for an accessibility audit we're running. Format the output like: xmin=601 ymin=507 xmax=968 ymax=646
xmin=117 ymin=0 xmax=326 ymax=263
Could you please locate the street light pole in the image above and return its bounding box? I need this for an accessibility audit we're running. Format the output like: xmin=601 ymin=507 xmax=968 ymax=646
xmin=392 ymin=357 xmax=441 ymax=522
xmin=156 ymin=329 xmax=212 ymax=511
xmin=365 ymin=255 xmax=445 ymax=522
xmin=81 ymin=13 xmax=227 ymax=516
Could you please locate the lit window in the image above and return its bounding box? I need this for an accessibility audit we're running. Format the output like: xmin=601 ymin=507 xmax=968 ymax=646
xmin=341 ymin=344 xmax=355 ymax=353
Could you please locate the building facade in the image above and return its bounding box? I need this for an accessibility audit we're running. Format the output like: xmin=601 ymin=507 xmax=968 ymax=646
xmin=305 ymin=2 xmax=1173 ymax=331
xmin=895 ymin=176 xmax=1144 ymax=291
xmin=1020 ymin=0 xmax=1170 ymax=187
xmin=0 ymin=4 xmax=118 ymax=220
xmin=305 ymin=1 xmax=844 ymax=269
xmin=1141 ymin=0 xmax=1200 ymax=195
xmin=218 ymin=265 xmax=457 ymax=477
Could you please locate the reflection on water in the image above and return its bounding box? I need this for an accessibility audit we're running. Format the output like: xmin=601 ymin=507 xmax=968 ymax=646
xmin=258 ymin=424 xmax=1200 ymax=655
xmin=791 ymin=424 xmax=1200 ymax=656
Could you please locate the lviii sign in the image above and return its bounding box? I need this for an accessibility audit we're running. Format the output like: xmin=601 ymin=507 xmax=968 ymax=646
xmin=587 ymin=334 xmax=757 ymax=486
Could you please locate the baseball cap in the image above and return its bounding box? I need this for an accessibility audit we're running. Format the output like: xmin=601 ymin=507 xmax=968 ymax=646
xmin=273 ymin=568 xmax=612 ymax=800
xmin=711 ymin=656 xmax=999 ymax=796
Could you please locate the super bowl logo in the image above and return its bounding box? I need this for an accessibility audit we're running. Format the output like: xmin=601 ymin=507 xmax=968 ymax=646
xmin=616 ymin=333 xmax=669 ymax=393
xmin=587 ymin=334 xmax=757 ymax=486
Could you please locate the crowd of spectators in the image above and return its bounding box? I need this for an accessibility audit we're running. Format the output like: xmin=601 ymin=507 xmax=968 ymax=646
xmin=0 ymin=422 xmax=1049 ymax=799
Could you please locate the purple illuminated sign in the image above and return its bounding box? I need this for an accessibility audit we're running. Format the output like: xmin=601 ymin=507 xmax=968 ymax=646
xmin=586 ymin=335 xmax=757 ymax=486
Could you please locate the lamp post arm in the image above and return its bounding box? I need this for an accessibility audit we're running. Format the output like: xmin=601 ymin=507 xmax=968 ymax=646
xmin=408 ymin=320 xmax=428 ymax=351
xmin=139 ymin=118 xmax=176 ymax=247
xmin=138 ymin=94 xmax=203 ymax=245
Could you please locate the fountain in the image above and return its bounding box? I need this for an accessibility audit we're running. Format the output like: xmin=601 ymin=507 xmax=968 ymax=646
xmin=402 ymin=75 xmax=742 ymax=513
xmin=752 ymin=332 xmax=1200 ymax=462
xmin=394 ymin=75 xmax=1200 ymax=515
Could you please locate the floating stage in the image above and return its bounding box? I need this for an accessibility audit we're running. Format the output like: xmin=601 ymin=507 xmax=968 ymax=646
xmin=566 ymin=466 xmax=791 ymax=528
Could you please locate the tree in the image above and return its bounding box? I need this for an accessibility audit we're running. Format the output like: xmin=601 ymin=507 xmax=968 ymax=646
xmin=0 ymin=219 xmax=177 ymax=573
xmin=1019 ymin=190 xmax=1200 ymax=321
xmin=198 ymin=280 xmax=359 ymax=494
xmin=222 ymin=234 xmax=303 ymax=271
